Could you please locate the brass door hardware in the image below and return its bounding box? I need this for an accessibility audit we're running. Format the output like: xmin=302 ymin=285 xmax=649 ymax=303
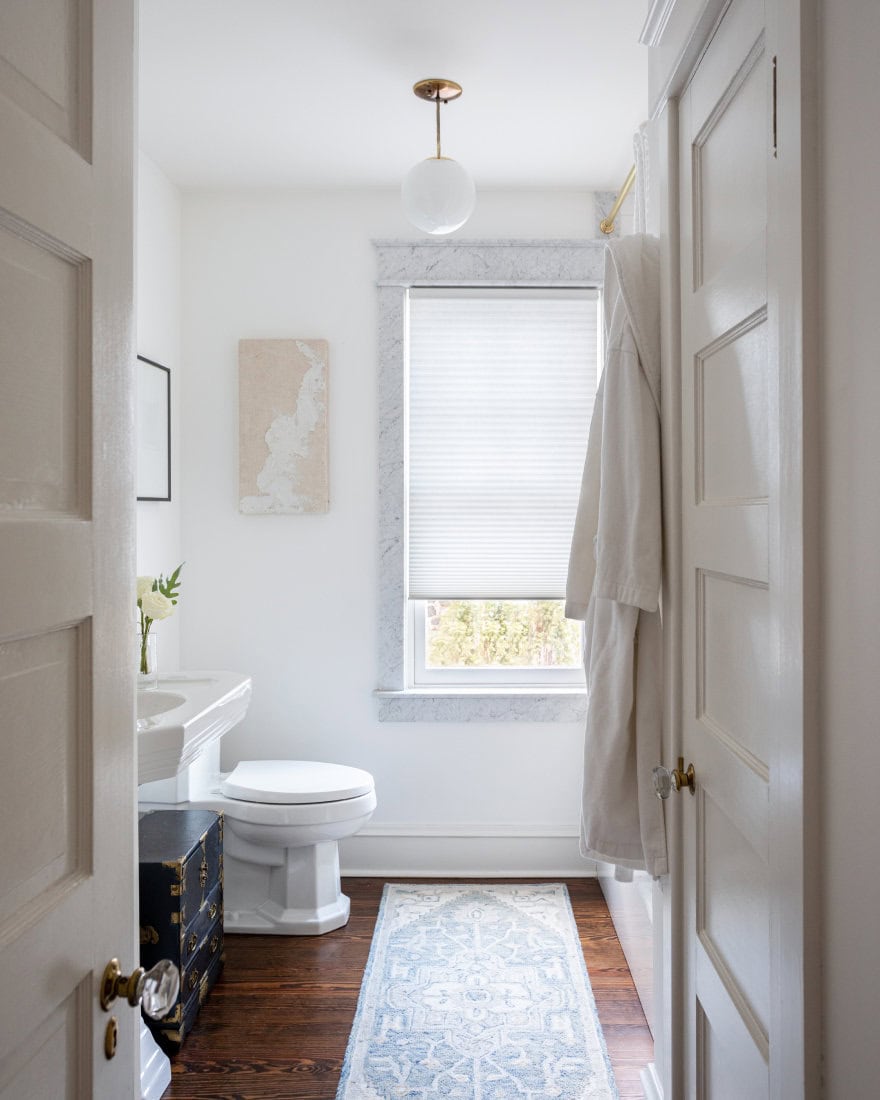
xmin=653 ymin=757 xmax=696 ymax=799
xmin=100 ymin=957 xmax=180 ymax=1018
xmin=104 ymin=1018 xmax=118 ymax=1060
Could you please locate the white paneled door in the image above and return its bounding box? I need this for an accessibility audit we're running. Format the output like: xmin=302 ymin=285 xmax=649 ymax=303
xmin=677 ymin=0 xmax=800 ymax=1094
xmin=0 ymin=1 xmax=138 ymax=1097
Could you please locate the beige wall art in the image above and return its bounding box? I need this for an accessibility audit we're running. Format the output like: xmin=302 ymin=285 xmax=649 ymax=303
xmin=239 ymin=338 xmax=329 ymax=514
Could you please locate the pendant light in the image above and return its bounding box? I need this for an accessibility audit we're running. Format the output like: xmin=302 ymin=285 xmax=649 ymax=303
xmin=401 ymin=79 xmax=476 ymax=235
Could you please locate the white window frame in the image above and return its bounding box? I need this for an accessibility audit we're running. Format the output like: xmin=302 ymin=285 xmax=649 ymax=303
xmin=373 ymin=238 xmax=606 ymax=722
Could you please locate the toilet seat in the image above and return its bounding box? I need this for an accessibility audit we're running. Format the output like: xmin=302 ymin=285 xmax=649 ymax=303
xmin=221 ymin=759 xmax=374 ymax=805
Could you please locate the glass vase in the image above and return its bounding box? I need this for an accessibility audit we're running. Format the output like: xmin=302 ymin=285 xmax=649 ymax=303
xmin=137 ymin=630 xmax=158 ymax=690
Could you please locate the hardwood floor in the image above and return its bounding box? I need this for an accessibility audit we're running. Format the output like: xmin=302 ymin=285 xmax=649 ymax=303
xmin=165 ymin=878 xmax=653 ymax=1099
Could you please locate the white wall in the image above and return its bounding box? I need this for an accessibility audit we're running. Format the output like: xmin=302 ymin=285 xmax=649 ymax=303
xmin=180 ymin=188 xmax=597 ymax=874
xmin=819 ymin=1 xmax=880 ymax=1092
xmin=136 ymin=153 xmax=183 ymax=670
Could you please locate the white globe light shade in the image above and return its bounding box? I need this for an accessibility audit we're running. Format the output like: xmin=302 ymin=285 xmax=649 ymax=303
xmin=401 ymin=156 xmax=476 ymax=235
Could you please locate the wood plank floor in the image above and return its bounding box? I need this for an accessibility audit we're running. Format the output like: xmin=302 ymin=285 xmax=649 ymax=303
xmin=164 ymin=878 xmax=652 ymax=1099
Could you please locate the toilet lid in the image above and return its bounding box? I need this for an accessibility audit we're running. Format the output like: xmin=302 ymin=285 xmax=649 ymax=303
xmin=220 ymin=759 xmax=375 ymax=805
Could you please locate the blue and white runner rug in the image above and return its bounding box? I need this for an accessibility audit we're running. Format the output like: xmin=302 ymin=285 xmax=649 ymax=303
xmin=337 ymin=883 xmax=619 ymax=1099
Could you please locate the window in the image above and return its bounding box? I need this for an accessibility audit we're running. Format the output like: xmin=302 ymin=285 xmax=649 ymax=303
xmin=375 ymin=239 xmax=606 ymax=721
xmin=407 ymin=287 xmax=600 ymax=687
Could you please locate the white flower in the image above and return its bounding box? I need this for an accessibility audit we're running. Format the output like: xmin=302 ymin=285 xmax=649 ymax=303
xmin=137 ymin=575 xmax=156 ymax=600
xmin=140 ymin=590 xmax=174 ymax=621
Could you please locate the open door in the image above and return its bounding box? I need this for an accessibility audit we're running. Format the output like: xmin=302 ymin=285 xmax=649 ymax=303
xmin=679 ymin=0 xmax=775 ymax=1089
xmin=0 ymin=1 xmax=139 ymax=1095
xmin=667 ymin=0 xmax=814 ymax=1094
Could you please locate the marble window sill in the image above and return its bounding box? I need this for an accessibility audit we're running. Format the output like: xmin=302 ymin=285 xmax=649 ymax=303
xmin=374 ymin=688 xmax=587 ymax=723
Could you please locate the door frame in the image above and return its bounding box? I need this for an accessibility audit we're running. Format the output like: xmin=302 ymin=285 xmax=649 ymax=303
xmin=646 ymin=0 xmax=821 ymax=1095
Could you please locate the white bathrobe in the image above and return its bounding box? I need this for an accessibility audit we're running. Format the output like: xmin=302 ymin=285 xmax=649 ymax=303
xmin=565 ymin=234 xmax=668 ymax=878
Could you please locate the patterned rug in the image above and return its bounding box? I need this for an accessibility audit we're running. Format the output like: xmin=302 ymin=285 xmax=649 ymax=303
xmin=337 ymin=883 xmax=618 ymax=1099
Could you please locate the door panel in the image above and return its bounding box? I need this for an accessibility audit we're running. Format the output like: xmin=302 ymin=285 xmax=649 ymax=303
xmin=679 ymin=0 xmax=773 ymax=1094
xmin=0 ymin=215 xmax=89 ymax=515
xmin=692 ymin=37 xmax=767 ymax=289
xmin=696 ymin=311 xmax=768 ymax=504
xmin=0 ymin=626 xmax=90 ymax=931
xmin=0 ymin=981 xmax=90 ymax=1099
xmin=696 ymin=966 xmax=768 ymax=1098
xmin=0 ymin=0 xmax=91 ymax=154
xmin=698 ymin=789 xmax=770 ymax=1032
xmin=699 ymin=571 xmax=772 ymax=769
xmin=0 ymin=1 xmax=136 ymax=1095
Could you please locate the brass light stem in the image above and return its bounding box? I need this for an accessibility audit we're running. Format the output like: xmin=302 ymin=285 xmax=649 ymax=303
xmin=412 ymin=79 xmax=462 ymax=161
xmin=435 ymin=94 xmax=441 ymax=159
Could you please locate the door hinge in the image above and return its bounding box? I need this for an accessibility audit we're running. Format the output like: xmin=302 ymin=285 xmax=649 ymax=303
xmin=772 ymin=55 xmax=778 ymax=158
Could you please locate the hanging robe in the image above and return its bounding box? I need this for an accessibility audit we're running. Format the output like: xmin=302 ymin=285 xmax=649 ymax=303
xmin=565 ymin=234 xmax=668 ymax=878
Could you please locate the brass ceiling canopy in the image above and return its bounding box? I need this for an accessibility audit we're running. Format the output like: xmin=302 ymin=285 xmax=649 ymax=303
xmin=412 ymin=79 xmax=463 ymax=103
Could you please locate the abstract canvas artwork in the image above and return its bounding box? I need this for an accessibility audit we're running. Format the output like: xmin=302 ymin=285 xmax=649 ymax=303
xmin=239 ymin=338 xmax=329 ymax=514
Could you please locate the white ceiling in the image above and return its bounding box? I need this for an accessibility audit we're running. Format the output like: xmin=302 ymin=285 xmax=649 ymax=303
xmin=138 ymin=0 xmax=650 ymax=191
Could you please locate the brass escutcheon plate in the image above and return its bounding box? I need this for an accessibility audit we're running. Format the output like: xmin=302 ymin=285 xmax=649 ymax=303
xmin=104 ymin=1018 xmax=118 ymax=1060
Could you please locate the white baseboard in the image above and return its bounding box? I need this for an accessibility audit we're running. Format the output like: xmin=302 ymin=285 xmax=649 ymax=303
xmin=356 ymin=822 xmax=581 ymax=838
xmin=139 ymin=1022 xmax=171 ymax=1100
xmin=340 ymin=825 xmax=595 ymax=878
xmin=597 ymin=861 xmax=655 ymax=1035
xmin=640 ymin=1061 xmax=663 ymax=1100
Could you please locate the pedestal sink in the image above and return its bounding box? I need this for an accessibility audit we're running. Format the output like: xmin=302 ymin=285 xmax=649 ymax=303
xmin=137 ymin=690 xmax=186 ymax=724
xmin=136 ymin=670 xmax=252 ymax=1100
xmin=136 ymin=671 xmax=252 ymax=786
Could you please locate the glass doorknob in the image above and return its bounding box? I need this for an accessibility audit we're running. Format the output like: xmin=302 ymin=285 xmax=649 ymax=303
xmin=652 ymin=757 xmax=696 ymax=799
xmin=100 ymin=957 xmax=180 ymax=1019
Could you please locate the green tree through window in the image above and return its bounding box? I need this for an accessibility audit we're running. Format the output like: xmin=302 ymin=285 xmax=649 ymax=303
xmin=425 ymin=600 xmax=582 ymax=669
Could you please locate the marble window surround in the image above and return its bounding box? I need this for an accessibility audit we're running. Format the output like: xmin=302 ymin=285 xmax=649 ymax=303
xmin=374 ymin=238 xmax=606 ymax=722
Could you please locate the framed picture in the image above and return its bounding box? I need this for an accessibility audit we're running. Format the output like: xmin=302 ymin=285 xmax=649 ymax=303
xmin=136 ymin=355 xmax=171 ymax=501
xmin=238 ymin=338 xmax=329 ymax=514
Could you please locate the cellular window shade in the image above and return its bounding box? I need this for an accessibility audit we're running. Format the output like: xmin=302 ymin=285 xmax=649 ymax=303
xmin=407 ymin=287 xmax=599 ymax=600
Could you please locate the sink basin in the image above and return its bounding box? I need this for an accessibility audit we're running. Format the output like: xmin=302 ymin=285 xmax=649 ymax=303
xmin=137 ymin=671 xmax=252 ymax=786
xmin=137 ymin=690 xmax=186 ymax=723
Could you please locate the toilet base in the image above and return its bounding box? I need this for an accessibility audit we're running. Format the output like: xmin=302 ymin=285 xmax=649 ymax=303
xmin=223 ymin=834 xmax=352 ymax=936
xmin=225 ymin=892 xmax=351 ymax=935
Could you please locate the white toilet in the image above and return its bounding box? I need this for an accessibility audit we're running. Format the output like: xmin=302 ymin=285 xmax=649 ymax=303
xmin=140 ymin=740 xmax=376 ymax=935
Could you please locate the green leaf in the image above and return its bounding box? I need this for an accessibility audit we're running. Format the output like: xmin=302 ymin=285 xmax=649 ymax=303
xmin=157 ymin=562 xmax=184 ymax=601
